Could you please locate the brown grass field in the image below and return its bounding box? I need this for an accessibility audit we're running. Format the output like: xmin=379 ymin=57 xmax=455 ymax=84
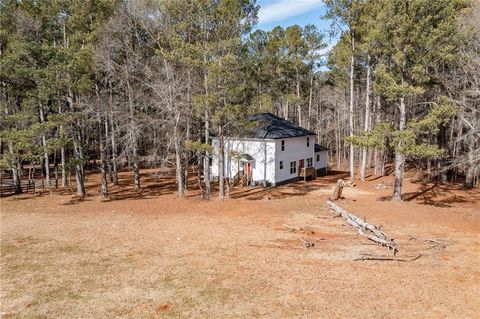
xmin=1 ymin=168 xmax=479 ymax=318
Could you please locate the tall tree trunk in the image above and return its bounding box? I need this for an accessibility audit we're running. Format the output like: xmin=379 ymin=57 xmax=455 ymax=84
xmin=465 ymin=136 xmax=476 ymax=188
xmin=203 ymin=55 xmax=212 ymax=200
xmin=360 ymin=56 xmax=371 ymax=182
xmin=284 ymin=99 xmax=289 ymax=121
xmin=218 ymin=124 xmax=225 ymax=199
xmin=8 ymin=142 xmax=22 ymax=194
xmin=104 ymin=111 xmax=112 ymax=183
xmin=59 ymin=22 xmax=69 ymax=189
xmin=79 ymin=127 xmax=85 ymax=177
xmin=308 ymin=72 xmax=314 ymax=130
xmin=132 ymin=144 xmax=140 ymax=190
xmin=183 ymin=69 xmax=193 ymax=191
xmin=109 ymin=112 xmax=119 ymax=185
xmin=174 ymin=113 xmax=185 ymax=198
xmin=73 ymin=136 xmax=86 ymax=196
xmin=61 ymin=145 xmax=67 ymax=187
xmin=393 ymin=97 xmax=406 ymax=201
xmin=296 ymin=71 xmax=302 ymax=126
xmin=349 ymin=34 xmax=355 ymax=181
xmin=201 ymin=14 xmax=212 ymax=200
xmin=39 ymin=105 xmax=51 ymax=188
xmin=13 ymin=162 xmax=22 ymax=194
xmin=374 ymin=96 xmax=383 ymax=176
xmin=96 ymin=84 xmax=108 ymax=198
xmin=184 ymin=119 xmax=190 ymax=190
xmin=125 ymin=67 xmax=140 ymax=190
xmin=53 ymin=150 xmax=58 ymax=190
xmin=336 ymin=102 xmax=341 ymax=170
xmin=58 ymin=105 xmax=68 ymax=188
xmin=68 ymin=89 xmax=85 ymax=196
xmin=437 ymin=125 xmax=447 ymax=182
xmin=108 ymin=80 xmax=118 ymax=185
xmin=73 ymin=118 xmax=86 ymax=196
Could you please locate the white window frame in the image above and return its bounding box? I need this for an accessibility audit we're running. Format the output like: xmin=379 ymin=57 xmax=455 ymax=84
xmin=281 ymin=140 xmax=285 ymax=151
xmin=279 ymin=161 xmax=283 ymax=169
xmin=290 ymin=161 xmax=296 ymax=174
xmin=307 ymin=157 xmax=313 ymax=167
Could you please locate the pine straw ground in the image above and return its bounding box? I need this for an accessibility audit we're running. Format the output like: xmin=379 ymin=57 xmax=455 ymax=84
xmin=1 ymin=169 xmax=479 ymax=318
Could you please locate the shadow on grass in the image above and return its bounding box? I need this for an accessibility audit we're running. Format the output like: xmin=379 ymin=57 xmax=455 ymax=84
xmin=230 ymin=170 xmax=347 ymax=200
xmin=377 ymin=182 xmax=477 ymax=207
xmin=8 ymin=167 xmax=349 ymax=204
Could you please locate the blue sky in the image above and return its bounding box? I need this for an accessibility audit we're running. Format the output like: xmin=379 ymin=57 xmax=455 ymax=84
xmin=255 ymin=0 xmax=330 ymax=33
xmin=255 ymin=0 xmax=337 ymax=50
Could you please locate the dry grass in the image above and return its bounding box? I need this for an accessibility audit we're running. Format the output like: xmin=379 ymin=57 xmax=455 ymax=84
xmin=1 ymin=170 xmax=479 ymax=318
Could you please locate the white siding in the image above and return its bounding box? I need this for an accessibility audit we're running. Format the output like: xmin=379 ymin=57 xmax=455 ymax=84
xmin=211 ymin=138 xmax=276 ymax=184
xmin=274 ymin=135 xmax=316 ymax=184
xmin=212 ymin=135 xmax=328 ymax=185
xmin=314 ymin=150 xmax=329 ymax=172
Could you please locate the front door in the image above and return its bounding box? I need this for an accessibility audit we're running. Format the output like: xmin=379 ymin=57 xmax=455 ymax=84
xmin=299 ymin=159 xmax=305 ymax=170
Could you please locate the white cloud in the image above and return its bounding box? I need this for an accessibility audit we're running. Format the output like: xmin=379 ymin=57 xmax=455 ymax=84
xmin=258 ymin=0 xmax=324 ymax=25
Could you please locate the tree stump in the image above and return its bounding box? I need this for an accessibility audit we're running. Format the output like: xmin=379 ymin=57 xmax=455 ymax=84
xmin=330 ymin=179 xmax=344 ymax=201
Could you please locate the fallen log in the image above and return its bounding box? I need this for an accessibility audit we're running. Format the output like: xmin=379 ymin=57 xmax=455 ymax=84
xmin=326 ymin=199 xmax=398 ymax=254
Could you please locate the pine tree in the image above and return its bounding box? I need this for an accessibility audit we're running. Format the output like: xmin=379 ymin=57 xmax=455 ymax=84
xmin=324 ymin=0 xmax=364 ymax=182
xmin=373 ymin=0 xmax=470 ymax=200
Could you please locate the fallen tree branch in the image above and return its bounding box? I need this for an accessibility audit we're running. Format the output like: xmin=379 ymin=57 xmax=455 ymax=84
xmin=317 ymin=213 xmax=341 ymax=219
xmin=354 ymin=254 xmax=422 ymax=262
xmin=326 ymin=199 xmax=399 ymax=254
xmin=283 ymin=224 xmax=302 ymax=232
xmin=408 ymin=235 xmax=456 ymax=249
xmin=283 ymin=224 xmax=315 ymax=235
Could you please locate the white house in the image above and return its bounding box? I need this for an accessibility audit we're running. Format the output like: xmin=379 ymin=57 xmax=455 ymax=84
xmin=211 ymin=113 xmax=328 ymax=186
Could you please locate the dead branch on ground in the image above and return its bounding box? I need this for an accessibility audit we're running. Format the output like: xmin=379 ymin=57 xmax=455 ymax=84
xmin=354 ymin=254 xmax=422 ymax=262
xmin=326 ymin=199 xmax=399 ymax=254
xmin=317 ymin=213 xmax=341 ymax=219
xmin=283 ymin=224 xmax=302 ymax=232
xmin=282 ymin=224 xmax=314 ymax=234
xmin=408 ymin=235 xmax=456 ymax=249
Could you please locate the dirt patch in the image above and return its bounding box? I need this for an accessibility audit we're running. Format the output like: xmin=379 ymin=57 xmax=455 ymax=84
xmin=156 ymin=303 xmax=172 ymax=313
xmin=1 ymin=168 xmax=479 ymax=318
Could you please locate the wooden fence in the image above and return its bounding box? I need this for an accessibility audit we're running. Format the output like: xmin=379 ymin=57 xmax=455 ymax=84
xmin=0 ymin=179 xmax=36 ymax=197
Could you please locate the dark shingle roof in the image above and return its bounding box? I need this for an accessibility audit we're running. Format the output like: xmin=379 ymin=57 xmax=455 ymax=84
xmin=315 ymin=143 xmax=329 ymax=152
xmin=242 ymin=113 xmax=316 ymax=139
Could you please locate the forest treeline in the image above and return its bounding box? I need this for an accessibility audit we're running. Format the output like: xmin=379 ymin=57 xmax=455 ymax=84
xmin=1 ymin=0 xmax=479 ymax=201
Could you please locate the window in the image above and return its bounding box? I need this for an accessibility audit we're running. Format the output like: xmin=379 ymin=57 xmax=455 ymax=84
xmin=290 ymin=161 xmax=296 ymax=174
xmin=279 ymin=161 xmax=284 ymax=169
xmin=307 ymin=158 xmax=313 ymax=167
xmin=307 ymin=137 xmax=310 ymax=147
xmin=281 ymin=140 xmax=285 ymax=151
xmin=316 ymin=154 xmax=320 ymax=162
